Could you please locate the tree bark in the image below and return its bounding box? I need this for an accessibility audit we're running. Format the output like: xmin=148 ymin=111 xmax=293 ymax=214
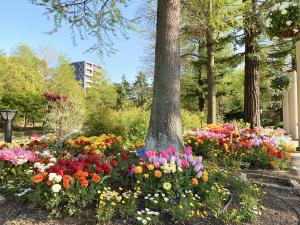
xmin=206 ymin=0 xmax=216 ymax=124
xmin=24 ymin=116 xmax=27 ymax=129
xmin=198 ymin=42 xmax=205 ymax=112
xmin=198 ymin=72 xmax=205 ymax=112
xmin=145 ymin=0 xmax=183 ymax=151
xmin=243 ymin=0 xmax=260 ymax=128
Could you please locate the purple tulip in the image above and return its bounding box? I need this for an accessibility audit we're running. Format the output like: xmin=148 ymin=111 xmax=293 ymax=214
xmin=192 ymin=159 xmax=197 ymax=166
xmin=183 ymin=154 xmax=188 ymax=160
xmin=170 ymin=155 xmax=176 ymax=163
xmin=176 ymin=159 xmax=182 ymax=167
xmin=197 ymin=156 xmax=203 ymax=163
xmin=160 ymin=158 xmax=168 ymax=166
xmin=194 ymin=164 xmax=203 ymax=172
xmin=196 ymin=171 xmax=203 ymax=178
xmin=187 ymin=154 xmax=194 ymax=162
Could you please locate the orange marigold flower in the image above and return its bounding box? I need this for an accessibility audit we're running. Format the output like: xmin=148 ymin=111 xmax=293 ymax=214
xmin=191 ymin=178 xmax=199 ymax=186
xmin=154 ymin=170 xmax=162 ymax=178
xmin=80 ymin=179 xmax=89 ymax=187
xmin=92 ymin=173 xmax=101 ymax=183
xmin=134 ymin=166 xmax=143 ymax=174
xmin=147 ymin=164 xmax=154 ymax=171
xmin=32 ymin=173 xmax=45 ymax=183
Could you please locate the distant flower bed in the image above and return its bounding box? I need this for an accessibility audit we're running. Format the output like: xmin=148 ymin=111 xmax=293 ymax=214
xmin=0 ymin=132 xmax=264 ymax=224
xmin=185 ymin=124 xmax=293 ymax=169
xmin=266 ymin=1 xmax=299 ymax=38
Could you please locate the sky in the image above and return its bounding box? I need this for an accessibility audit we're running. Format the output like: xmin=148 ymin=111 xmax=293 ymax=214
xmin=0 ymin=1 xmax=149 ymax=83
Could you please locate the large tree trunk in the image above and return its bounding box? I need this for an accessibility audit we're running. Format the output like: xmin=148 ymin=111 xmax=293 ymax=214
xmin=206 ymin=0 xmax=216 ymax=124
xmin=145 ymin=0 xmax=183 ymax=151
xmin=243 ymin=0 xmax=260 ymax=128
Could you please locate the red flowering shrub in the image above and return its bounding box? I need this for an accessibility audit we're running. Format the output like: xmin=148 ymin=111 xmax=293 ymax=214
xmin=43 ymin=91 xmax=68 ymax=102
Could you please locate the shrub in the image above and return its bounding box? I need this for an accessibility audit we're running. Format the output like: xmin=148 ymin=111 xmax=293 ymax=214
xmin=86 ymin=108 xmax=208 ymax=147
xmin=83 ymin=107 xmax=120 ymax=137
xmin=181 ymin=109 xmax=206 ymax=131
xmin=115 ymin=108 xmax=149 ymax=146
xmin=84 ymin=107 xmax=149 ymax=147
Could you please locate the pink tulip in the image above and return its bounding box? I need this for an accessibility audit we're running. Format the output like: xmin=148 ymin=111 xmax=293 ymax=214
xmin=182 ymin=159 xmax=189 ymax=169
xmin=184 ymin=146 xmax=192 ymax=155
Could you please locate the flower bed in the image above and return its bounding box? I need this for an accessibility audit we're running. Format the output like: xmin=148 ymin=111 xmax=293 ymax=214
xmin=184 ymin=124 xmax=294 ymax=170
xmin=0 ymin=132 xmax=264 ymax=224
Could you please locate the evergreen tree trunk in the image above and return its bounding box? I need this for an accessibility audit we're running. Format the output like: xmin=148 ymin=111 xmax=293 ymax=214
xmin=146 ymin=0 xmax=183 ymax=151
xmin=198 ymin=43 xmax=205 ymax=112
xmin=198 ymin=71 xmax=205 ymax=112
xmin=24 ymin=116 xmax=27 ymax=128
xmin=206 ymin=0 xmax=216 ymax=124
xmin=243 ymin=0 xmax=260 ymax=128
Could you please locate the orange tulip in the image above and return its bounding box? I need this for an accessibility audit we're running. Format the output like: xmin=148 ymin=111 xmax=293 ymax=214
xmin=81 ymin=171 xmax=89 ymax=177
xmin=191 ymin=178 xmax=199 ymax=186
xmin=75 ymin=171 xmax=83 ymax=179
xmin=92 ymin=173 xmax=101 ymax=183
xmin=63 ymin=175 xmax=72 ymax=189
xmin=80 ymin=179 xmax=89 ymax=187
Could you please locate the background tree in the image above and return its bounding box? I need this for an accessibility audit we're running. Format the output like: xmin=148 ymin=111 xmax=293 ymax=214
xmin=181 ymin=0 xmax=243 ymax=122
xmin=85 ymin=69 xmax=117 ymax=109
xmin=0 ymin=45 xmax=47 ymax=127
xmin=131 ymin=72 xmax=152 ymax=108
xmin=240 ymin=0 xmax=294 ymax=128
xmin=243 ymin=0 xmax=261 ymax=128
xmin=48 ymin=56 xmax=85 ymax=103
